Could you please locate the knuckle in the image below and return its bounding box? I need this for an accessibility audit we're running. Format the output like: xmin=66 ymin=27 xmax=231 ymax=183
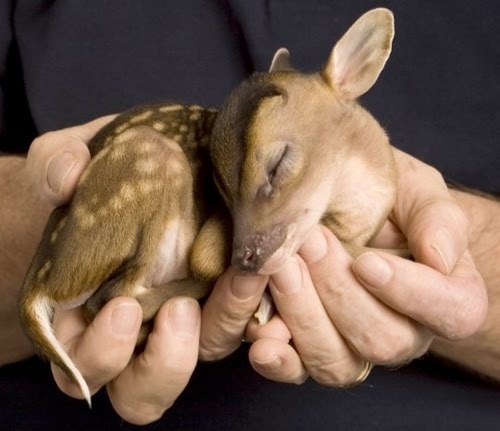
xmin=52 ymin=371 xmax=78 ymax=397
xmin=164 ymin=358 xmax=195 ymax=379
xmin=423 ymin=164 xmax=447 ymax=187
xmin=29 ymin=131 xmax=66 ymax=160
xmin=255 ymin=362 xmax=307 ymax=385
xmin=309 ymin=365 xmax=351 ymax=387
xmin=439 ymin=273 xmax=488 ymax=340
xmin=442 ymin=284 xmax=488 ymax=340
xmin=214 ymin=306 xmax=253 ymax=338
xmin=307 ymin=356 xmax=362 ymax=387
xmin=199 ymin=325 xmax=241 ymax=361
xmin=222 ymin=305 xmax=254 ymax=324
xmin=29 ymin=132 xmax=52 ymax=153
xmin=363 ymin=344 xmax=397 ymax=365
xmin=199 ymin=340 xmax=239 ymax=362
xmin=107 ymin=377 xmax=177 ymax=425
xmin=51 ymin=363 xmax=93 ymax=400
xmin=87 ymin=356 xmax=121 ymax=378
xmin=140 ymin=344 xmax=195 ymax=379
xmin=198 ymin=310 xmax=249 ymax=361
xmin=358 ymin=325 xmax=415 ymax=365
xmin=114 ymin=400 xmax=170 ymax=426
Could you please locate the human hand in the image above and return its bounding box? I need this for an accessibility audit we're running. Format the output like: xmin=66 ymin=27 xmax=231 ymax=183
xmin=25 ymin=117 xmax=202 ymax=424
xmin=0 ymin=120 xmax=107 ymax=364
xmin=0 ymin=118 xmax=114 ymax=366
xmin=51 ymin=296 xmax=200 ymax=425
xmin=241 ymin=148 xmax=488 ymax=386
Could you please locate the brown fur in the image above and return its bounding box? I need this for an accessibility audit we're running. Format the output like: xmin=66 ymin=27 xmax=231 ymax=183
xmin=18 ymin=8 xmax=399 ymax=404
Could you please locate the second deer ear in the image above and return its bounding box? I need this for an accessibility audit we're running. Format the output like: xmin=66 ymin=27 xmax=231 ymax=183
xmin=269 ymin=48 xmax=294 ymax=72
xmin=322 ymin=8 xmax=394 ymax=100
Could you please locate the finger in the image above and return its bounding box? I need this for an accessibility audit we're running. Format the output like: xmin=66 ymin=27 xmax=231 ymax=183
xmin=299 ymin=225 xmax=432 ymax=365
xmin=51 ymin=297 xmax=142 ymax=399
xmin=26 ymin=115 xmax=116 ymax=207
xmin=391 ymin=148 xmax=469 ymax=274
xmin=199 ymin=266 xmax=268 ymax=361
xmin=249 ymin=338 xmax=308 ymax=385
xmin=353 ymin=250 xmax=488 ymax=340
xmin=246 ymin=315 xmax=306 ymax=385
xmin=369 ymin=219 xmax=407 ymax=249
xmin=245 ymin=314 xmax=292 ymax=343
xmin=107 ymin=297 xmax=200 ymax=425
xmin=269 ymin=255 xmax=367 ymax=385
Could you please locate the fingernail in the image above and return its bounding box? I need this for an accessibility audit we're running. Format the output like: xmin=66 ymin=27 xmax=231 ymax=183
xmin=169 ymin=298 xmax=199 ymax=338
xmin=47 ymin=152 xmax=77 ymax=194
xmin=269 ymin=257 xmax=303 ymax=294
xmin=254 ymin=355 xmax=282 ymax=370
xmin=111 ymin=303 xmax=141 ymax=339
xmin=431 ymin=228 xmax=456 ymax=274
xmin=299 ymin=225 xmax=328 ymax=264
xmin=231 ymin=274 xmax=266 ymax=300
xmin=353 ymin=252 xmax=393 ymax=287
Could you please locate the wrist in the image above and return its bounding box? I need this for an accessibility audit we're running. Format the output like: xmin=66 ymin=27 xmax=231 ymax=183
xmin=0 ymin=156 xmax=52 ymax=364
xmin=431 ymin=188 xmax=500 ymax=380
xmin=449 ymin=188 xmax=500 ymax=265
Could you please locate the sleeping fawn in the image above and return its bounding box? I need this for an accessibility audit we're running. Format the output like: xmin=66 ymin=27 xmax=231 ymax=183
xmin=19 ymin=8 xmax=398 ymax=406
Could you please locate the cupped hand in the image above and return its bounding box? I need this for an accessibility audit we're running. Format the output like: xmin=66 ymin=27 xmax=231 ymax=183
xmin=51 ymin=296 xmax=200 ymax=425
xmin=242 ymin=148 xmax=487 ymax=386
xmin=25 ymin=117 xmax=203 ymax=425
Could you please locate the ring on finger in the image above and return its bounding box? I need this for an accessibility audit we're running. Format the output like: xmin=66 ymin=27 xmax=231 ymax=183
xmin=353 ymin=360 xmax=373 ymax=384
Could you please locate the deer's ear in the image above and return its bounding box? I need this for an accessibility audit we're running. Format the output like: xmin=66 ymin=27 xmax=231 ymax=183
xmin=269 ymin=48 xmax=294 ymax=72
xmin=322 ymin=8 xmax=394 ymax=100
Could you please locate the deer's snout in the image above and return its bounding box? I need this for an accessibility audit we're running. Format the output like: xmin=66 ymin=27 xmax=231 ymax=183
xmin=231 ymin=226 xmax=286 ymax=274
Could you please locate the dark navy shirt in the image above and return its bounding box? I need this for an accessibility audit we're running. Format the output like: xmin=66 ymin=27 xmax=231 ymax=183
xmin=1 ymin=1 xmax=499 ymax=429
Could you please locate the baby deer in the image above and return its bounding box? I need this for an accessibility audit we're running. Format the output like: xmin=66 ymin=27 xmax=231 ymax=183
xmin=19 ymin=8 xmax=397 ymax=406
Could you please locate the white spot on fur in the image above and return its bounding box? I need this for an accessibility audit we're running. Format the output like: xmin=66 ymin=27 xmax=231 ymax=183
xmin=159 ymin=105 xmax=183 ymax=113
xmin=113 ymin=128 xmax=146 ymax=148
xmin=153 ymin=122 xmax=166 ymax=132
xmin=120 ymin=183 xmax=135 ymax=201
xmin=137 ymin=180 xmax=162 ymax=194
xmin=37 ymin=260 xmax=52 ymax=280
xmin=130 ymin=110 xmax=153 ymax=123
xmin=114 ymin=122 xmax=130 ymax=134
xmin=135 ymin=158 xmax=159 ymax=175
xmin=74 ymin=206 xmax=96 ymax=229
xmin=109 ymin=196 xmax=124 ymax=211
xmin=189 ymin=112 xmax=201 ymax=121
xmin=137 ymin=181 xmax=151 ymax=194
xmin=135 ymin=141 xmax=156 ymax=154
xmin=110 ymin=145 xmax=126 ymax=160
xmin=50 ymin=231 xmax=58 ymax=244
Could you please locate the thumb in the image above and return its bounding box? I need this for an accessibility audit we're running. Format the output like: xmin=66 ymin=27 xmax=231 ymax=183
xmin=26 ymin=115 xmax=115 ymax=207
xmin=391 ymin=148 xmax=469 ymax=274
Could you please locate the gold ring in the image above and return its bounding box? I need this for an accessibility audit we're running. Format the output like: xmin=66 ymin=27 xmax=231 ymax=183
xmin=353 ymin=360 xmax=373 ymax=384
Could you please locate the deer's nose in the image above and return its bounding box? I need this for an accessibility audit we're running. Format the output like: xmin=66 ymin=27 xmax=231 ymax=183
xmin=231 ymin=245 xmax=261 ymax=273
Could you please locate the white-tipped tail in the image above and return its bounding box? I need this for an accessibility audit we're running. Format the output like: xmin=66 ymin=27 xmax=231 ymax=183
xmin=31 ymin=295 xmax=92 ymax=407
